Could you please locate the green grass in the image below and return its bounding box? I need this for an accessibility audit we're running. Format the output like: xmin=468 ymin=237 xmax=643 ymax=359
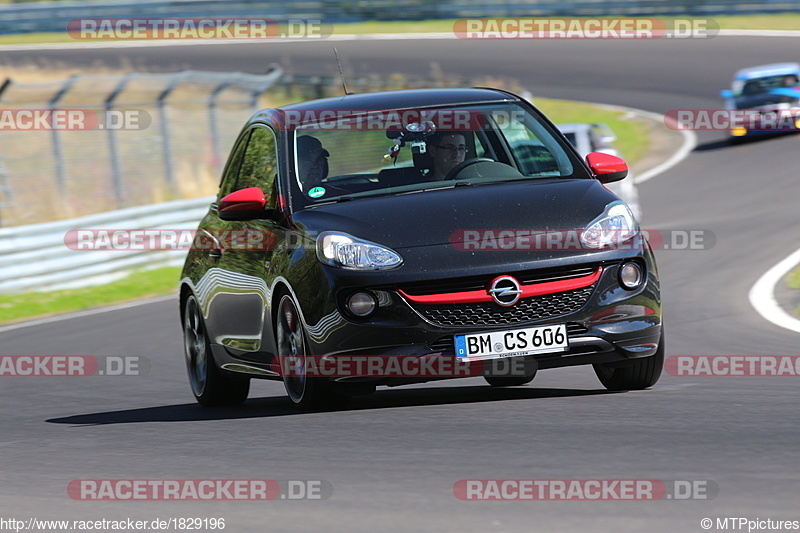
xmin=1 ymin=14 xmax=800 ymax=45
xmin=536 ymin=97 xmax=648 ymax=164
xmin=788 ymin=267 xmax=800 ymax=316
xmin=709 ymin=14 xmax=800 ymax=30
xmin=790 ymin=268 xmax=800 ymax=290
xmin=0 ymin=266 xmax=180 ymax=325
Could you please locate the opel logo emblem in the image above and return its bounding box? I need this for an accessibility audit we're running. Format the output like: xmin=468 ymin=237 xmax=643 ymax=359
xmin=488 ymin=276 xmax=522 ymax=307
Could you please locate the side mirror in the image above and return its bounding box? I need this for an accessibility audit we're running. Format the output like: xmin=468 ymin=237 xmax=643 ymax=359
xmin=720 ymin=89 xmax=733 ymax=99
xmin=218 ymin=187 xmax=268 ymax=221
xmin=586 ymin=152 xmax=628 ymax=183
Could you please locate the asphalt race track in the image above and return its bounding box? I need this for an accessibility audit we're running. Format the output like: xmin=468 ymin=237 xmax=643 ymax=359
xmin=2 ymin=36 xmax=800 ymax=532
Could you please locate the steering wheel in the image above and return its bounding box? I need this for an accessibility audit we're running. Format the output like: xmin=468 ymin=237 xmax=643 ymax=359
xmin=443 ymin=158 xmax=495 ymax=181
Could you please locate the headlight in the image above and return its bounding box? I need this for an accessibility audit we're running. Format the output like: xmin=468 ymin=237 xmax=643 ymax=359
xmin=581 ymin=201 xmax=638 ymax=249
xmin=316 ymin=231 xmax=403 ymax=270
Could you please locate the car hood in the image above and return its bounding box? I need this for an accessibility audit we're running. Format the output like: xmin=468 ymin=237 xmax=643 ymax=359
xmin=290 ymin=179 xmax=619 ymax=250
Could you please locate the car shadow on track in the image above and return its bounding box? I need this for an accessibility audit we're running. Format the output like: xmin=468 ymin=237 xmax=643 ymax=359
xmin=45 ymin=386 xmax=620 ymax=426
xmin=694 ymin=132 xmax=794 ymax=152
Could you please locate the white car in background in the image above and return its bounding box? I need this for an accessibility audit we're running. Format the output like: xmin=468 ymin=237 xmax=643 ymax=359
xmin=557 ymin=123 xmax=642 ymax=221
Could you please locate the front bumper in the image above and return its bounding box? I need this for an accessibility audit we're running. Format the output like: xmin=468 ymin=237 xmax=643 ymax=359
xmin=293 ymin=257 xmax=661 ymax=378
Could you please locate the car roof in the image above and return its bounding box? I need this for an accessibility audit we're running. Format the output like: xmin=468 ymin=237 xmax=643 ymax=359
xmin=249 ymin=88 xmax=521 ymax=130
xmin=733 ymin=63 xmax=800 ymax=80
xmin=277 ymin=88 xmax=516 ymax=112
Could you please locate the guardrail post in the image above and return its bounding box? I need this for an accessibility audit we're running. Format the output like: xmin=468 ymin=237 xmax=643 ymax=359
xmin=48 ymin=75 xmax=78 ymax=196
xmin=156 ymin=73 xmax=184 ymax=195
xmin=0 ymin=158 xmax=10 ymax=227
xmin=208 ymin=81 xmax=232 ymax=174
xmin=105 ymin=74 xmax=133 ymax=206
xmin=0 ymin=79 xmax=10 ymax=227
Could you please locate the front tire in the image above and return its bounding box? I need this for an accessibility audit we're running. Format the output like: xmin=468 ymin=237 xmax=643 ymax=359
xmin=593 ymin=333 xmax=664 ymax=391
xmin=183 ymin=295 xmax=250 ymax=406
xmin=276 ymin=294 xmax=348 ymax=409
xmin=484 ymin=375 xmax=536 ymax=387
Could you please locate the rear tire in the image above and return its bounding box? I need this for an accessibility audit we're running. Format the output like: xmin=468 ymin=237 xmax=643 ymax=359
xmin=183 ymin=295 xmax=250 ymax=406
xmin=593 ymin=332 xmax=664 ymax=391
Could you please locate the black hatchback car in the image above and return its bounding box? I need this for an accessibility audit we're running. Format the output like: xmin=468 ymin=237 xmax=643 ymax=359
xmin=180 ymin=88 xmax=662 ymax=408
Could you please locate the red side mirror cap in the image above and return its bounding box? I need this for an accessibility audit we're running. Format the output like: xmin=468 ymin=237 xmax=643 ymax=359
xmin=585 ymin=152 xmax=628 ymax=183
xmin=218 ymin=187 xmax=266 ymax=220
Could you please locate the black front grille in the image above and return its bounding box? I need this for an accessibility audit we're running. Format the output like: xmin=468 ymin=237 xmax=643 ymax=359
xmin=412 ymin=286 xmax=595 ymax=328
xmin=430 ymin=323 xmax=589 ymax=353
xmin=399 ymin=264 xmax=600 ymax=296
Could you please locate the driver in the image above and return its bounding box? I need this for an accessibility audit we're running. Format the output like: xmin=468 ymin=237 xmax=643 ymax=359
xmin=426 ymin=132 xmax=467 ymax=180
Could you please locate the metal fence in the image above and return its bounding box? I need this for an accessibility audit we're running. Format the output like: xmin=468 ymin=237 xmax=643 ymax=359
xmin=0 ymin=68 xmax=284 ymax=227
xmin=1 ymin=0 xmax=799 ymax=35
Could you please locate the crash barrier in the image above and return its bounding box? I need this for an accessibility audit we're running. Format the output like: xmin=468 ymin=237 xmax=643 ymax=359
xmin=1 ymin=0 xmax=798 ymax=35
xmin=0 ymin=196 xmax=212 ymax=294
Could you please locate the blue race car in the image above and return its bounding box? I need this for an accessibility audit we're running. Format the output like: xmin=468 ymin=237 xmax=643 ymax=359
xmin=720 ymin=63 xmax=800 ymax=142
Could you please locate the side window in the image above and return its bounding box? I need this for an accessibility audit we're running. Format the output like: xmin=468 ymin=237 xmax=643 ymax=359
xmin=493 ymin=113 xmax=557 ymax=175
xmin=218 ymin=130 xmax=251 ymax=200
xmin=491 ymin=108 xmax=571 ymax=176
xmin=235 ymin=127 xmax=279 ymax=208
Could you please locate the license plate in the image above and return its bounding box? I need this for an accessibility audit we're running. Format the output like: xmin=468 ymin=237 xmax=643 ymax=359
xmin=455 ymin=324 xmax=568 ymax=360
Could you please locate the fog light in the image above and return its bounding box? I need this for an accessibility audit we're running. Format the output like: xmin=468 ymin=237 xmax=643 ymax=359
xmin=731 ymin=127 xmax=747 ymax=137
xmin=347 ymin=292 xmax=377 ymax=317
xmin=619 ymin=262 xmax=643 ymax=290
xmin=794 ymin=119 xmax=800 ymax=129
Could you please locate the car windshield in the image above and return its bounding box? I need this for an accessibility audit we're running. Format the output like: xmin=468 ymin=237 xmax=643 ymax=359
xmin=290 ymin=102 xmax=583 ymax=205
xmin=732 ymin=74 xmax=800 ymax=97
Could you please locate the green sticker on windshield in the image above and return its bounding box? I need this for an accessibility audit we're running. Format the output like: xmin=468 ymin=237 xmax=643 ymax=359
xmin=308 ymin=187 xmax=326 ymax=198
